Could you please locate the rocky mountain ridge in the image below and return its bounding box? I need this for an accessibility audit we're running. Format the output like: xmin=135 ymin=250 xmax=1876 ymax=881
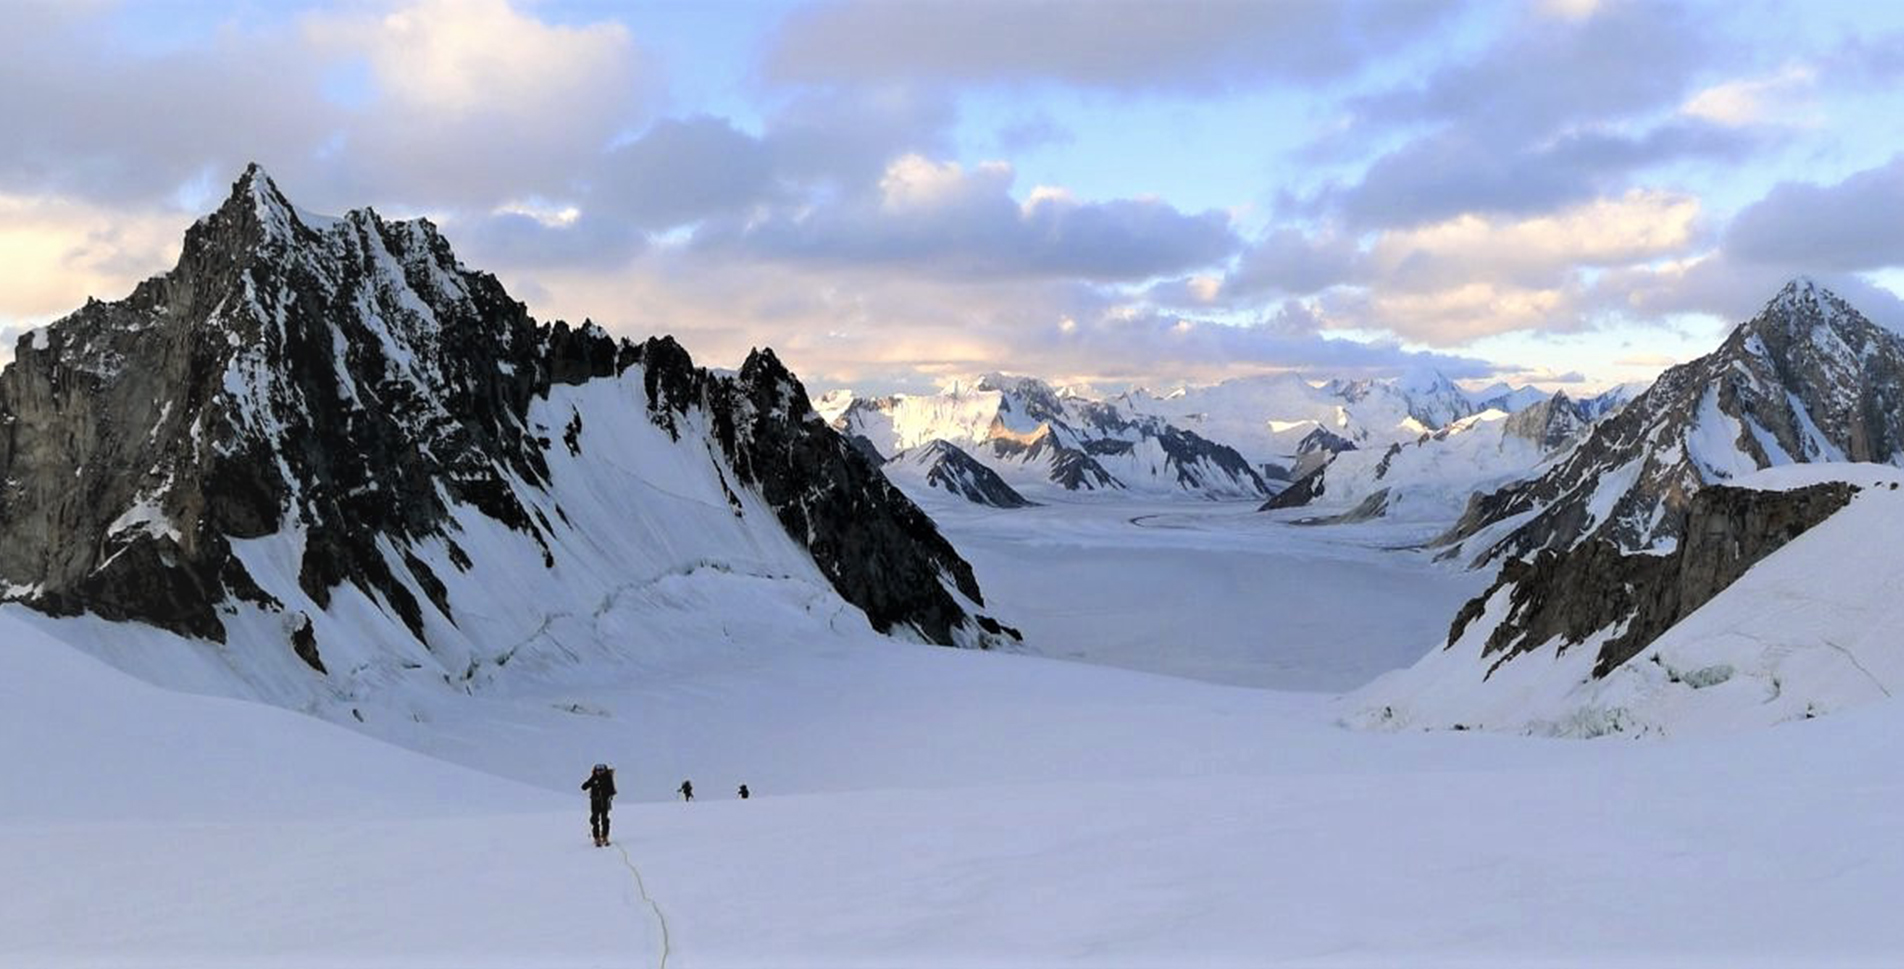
xmin=822 ymin=373 xmax=1271 ymax=500
xmin=1438 ymin=279 xmax=1904 ymax=566
xmin=0 ymin=166 xmax=1014 ymax=694
xmin=1261 ymin=391 xmax=1599 ymax=522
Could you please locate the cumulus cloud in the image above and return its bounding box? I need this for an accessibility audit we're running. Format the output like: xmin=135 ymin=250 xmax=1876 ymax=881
xmin=1725 ymin=155 xmax=1904 ymax=272
xmin=303 ymin=0 xmax=655 ymax=206
xmin=591 ymin=116 xmax=779 ymax=230
xmin=1366 ymin=190 xmax=1702 ymax=293
xmin=0 ymin=7 xmax=336 ymax=202
xmin=1211 ymin=191 xmax=1705 ymax=345
xmin=1328 ymin=117 xmax=1749 ymax=230
xmin=1224 ymin=228 xmax=1364 ymax=298
xmin=0 ymin=0 xmax=658 ymax=216
xmin=0 ymin=193 xmax=189 ymax=361
xmin=1351 ymin=2 xmax=1705 ymax=135
xmin=4 ymin=0 xmax=1882 ymax=392
xmin=1680 ymin=64 xmax=1816 ymax=127
xmin=495 ymin=242 xmax=1499 ymax=394
xmin=763 ymin=0 xmax=1455 ymax=93
xmin=696 ymin=153 xmax=1238 ymax=281
xmin=1587 ymin=254 xmax=1904 ymax=335
xmin=1312 ymin=2 xmax=1750 ymax=230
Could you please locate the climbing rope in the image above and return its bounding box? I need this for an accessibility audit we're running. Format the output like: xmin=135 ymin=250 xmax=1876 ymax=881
xmin=612 ymin=841 xmax=674 ymax=969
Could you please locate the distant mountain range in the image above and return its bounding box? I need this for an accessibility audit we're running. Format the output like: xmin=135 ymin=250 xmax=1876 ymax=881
xmin=816 ymin=366 xmax=1629 ymax=507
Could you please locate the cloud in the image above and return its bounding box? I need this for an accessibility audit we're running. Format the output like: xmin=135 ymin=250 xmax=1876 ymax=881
xmin=1329 ymin=119 xmax=1750 ymax=230
xmin=0 ymin=7 xmax=337 ymax=203
xmin=1366 ymin=189 xmax=1702 ymax=293
xmin=0 ymin=1 xmax=657 ymax=213
xmin=696 ymin=153 xmax=1239 ymax=281
xmin=0 ymin=193 xmax=185 ymax=329
xmin=1834 ymin=29 xmax=1904 ymax=81
xmin=497 ymin=242 xmax=1500 ymax=394
xmin=1224 ymin=228 xmax=1364 ymax=298
xmin=1537 ymin=0 xmax=1604 ymax=21
xmin=455 ymin=209 xmax=647 ymax=270
xmin=763 ymin=0 xmax=1455 ymax=93
xmin=1337 ymin=281 xmax=1583 ymax=346
xmin=1350 ymin=2 xmax=1707 ymax=136
xmin=994 ymin=114 xmax=1073 ymax=153
xmin=1680 ymin=64 xmax=1816 ymax=127
xmin=1210 ymin=191 xmax=1704 ymax=345
xmin=1725 ymin=155 xmax=1904 ymax=272
xmin=591 ymin=116 xmax=779 ymax=230
xmin=1312 ymin=3 xmax=1751 ymax=230
xmin=1044 ymin=308 xmax=1501 ymax=382
xmin=1587 ymin=253 xmax=1904 ymax=335
xmin=303 ymin=0 xmax=656 ymax=206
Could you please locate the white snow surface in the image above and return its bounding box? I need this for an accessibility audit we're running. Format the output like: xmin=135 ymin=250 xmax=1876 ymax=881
xmin=1285 ymin=410 xmax=1562 ymax=523
xmin=833 ymin=378 xmax=1266 ymax=499
xmin=1350 ymin=463 xmax=1904 ymax=738
xmin=13 ymin=484 xmax=1904 ymax=965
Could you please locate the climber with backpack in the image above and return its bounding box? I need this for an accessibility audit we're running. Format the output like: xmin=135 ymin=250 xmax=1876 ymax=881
xmin=582 ymin=764 xmax=616 ymax=847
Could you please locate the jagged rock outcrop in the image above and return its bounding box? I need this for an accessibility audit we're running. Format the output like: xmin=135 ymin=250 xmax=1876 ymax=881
xmin=1439 ymin=280 xmax=1904 ymax=566
xmin=0 ymin=166 xmax=1013 ymax=675
xmin=1445 ymin=481 xmax=1858 ymax=680
xmin=884 ymin=439 xmax=1037 ymax=508
xmin=1296 ymin=426 xmax=1358 ymax=456
xmin=1501 ymin=391 xmax=1588 ymax=452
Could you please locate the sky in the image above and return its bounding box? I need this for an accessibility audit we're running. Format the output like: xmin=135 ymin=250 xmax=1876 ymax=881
xmin=4 ymin=0 xmax=1904 ymax=394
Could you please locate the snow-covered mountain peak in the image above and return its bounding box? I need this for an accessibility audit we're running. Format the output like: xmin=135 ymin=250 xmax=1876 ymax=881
xmin=1751 ymin=276 xmax=1866 ymax=340
xmin=0 ymin=166 xmax=1018 ymax=700
xmin=1396 ymin=366 xmax=1458 ymax=396
xmin=970 ymin=372 xmax=1068 ymax=421
xmin=1439 ymin=281 xmax=1904 ymax=568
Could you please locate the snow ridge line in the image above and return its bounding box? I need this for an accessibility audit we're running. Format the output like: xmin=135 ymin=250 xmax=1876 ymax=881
xmin=612 ymin=841 xmax=674 ymax=969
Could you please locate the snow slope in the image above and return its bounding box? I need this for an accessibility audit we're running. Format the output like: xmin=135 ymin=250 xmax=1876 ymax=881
xmin=1276 ymin=409 xmax=1563 ymax=523
xmin=15 ymin=579 xmax=1904 ymax=966
xmin=927 ymin=497 xmax=1486 ymax=690
xmin=1350 ymin=463 xmax=1904 ymax=737
xmin=21 ymin=373 xmax=962 ymax=714
xmin=0 ymin=610 xmax=657 ymax=968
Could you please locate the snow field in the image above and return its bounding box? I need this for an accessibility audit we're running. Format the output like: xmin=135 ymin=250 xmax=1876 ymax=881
xmin=1352 ymin=463 xmax=1904 ymax=736
xmin=0 ymin=617 xmax=656 ymax=968
xmin=10 ymin=475 xmax=1904 ymax=965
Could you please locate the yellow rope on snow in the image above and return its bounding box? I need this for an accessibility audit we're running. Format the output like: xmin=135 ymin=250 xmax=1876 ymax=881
xmin=612 ymin=841 xmax=673 ymax=969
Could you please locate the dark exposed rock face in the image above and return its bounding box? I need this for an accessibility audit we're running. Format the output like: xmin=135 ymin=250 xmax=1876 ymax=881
xmin=1502 ymin=391 xmax=1589 ymax=452
xmin=889 ymin=440 xmax=1036 ymax=508
xmin=1 ymin=166 xmax=548 ymax=641
xmin=1439 ymin=280 xmax=1904 ymax=567
xmin=985 ymin=424 xmax=1121 ymax=491
xmin=1261 ymin=465 xmax=1327 ymax=510
xmin=1149 ymin=425 xmax=1266 ymax=493
xmin=0 ymin=165 xmax=1008 ymax=660
xmin=1446 ymin=481 xmax=1857 ymax=679
xmin=1293 ymin=487 xmax=1390 ymax=526
xmin=654 ymin=344 xmax=1004 ymax=646
xmin=1297 ymin=427 xmax=1357 ymax=456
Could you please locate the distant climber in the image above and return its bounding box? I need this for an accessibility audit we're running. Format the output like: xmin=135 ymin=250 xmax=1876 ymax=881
xmin=582 ymin=764 xmax=616 ymax=847
xmin=677 ymin=779 xmax=694 ymax=802
xmin=737 ymin=783 xmax=750 ymax=800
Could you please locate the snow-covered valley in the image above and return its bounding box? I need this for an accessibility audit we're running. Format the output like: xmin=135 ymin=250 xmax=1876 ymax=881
xmin=11 ymin=496 xmax=1904 ymax=967
xmin=8 ymin=169 xmax=1904 ymax=967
